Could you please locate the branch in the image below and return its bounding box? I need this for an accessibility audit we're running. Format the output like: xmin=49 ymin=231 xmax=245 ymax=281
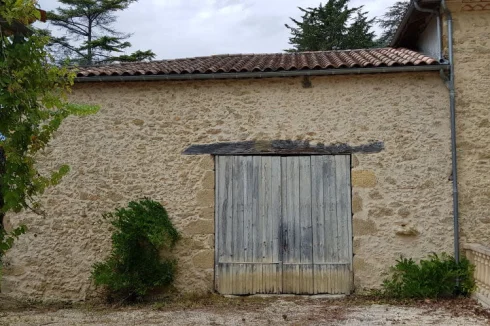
xmin=49 ymin=19 xmax=89 ymax=37
xmin=49 ymin=37 xmax=86 ymax=59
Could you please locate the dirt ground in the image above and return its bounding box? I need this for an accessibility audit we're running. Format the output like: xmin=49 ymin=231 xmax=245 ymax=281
xmin=0 ymin=295 xmax=489 ymax=326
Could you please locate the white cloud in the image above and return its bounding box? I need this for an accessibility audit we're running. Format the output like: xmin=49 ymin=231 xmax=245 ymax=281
xmin=37 ymin=0 xmax=399 ymax=60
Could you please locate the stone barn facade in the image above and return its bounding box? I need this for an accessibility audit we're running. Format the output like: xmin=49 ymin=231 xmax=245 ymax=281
xmin=1 ymin=0 xmax=489 ymax=301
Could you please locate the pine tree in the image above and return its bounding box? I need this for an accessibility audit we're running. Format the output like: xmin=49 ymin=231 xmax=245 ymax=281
xmin=285 ymin=0 xmax=377 ymax=52
xmin=377 ymin=1 xmax=410 ymax=46
xmin=47 ymin=0 xmax=156 ymax=65
xmin=345 ymin=10 xmax=377 ymax=49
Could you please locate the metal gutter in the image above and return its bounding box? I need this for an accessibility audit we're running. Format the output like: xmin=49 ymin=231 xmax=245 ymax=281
xmin=440 ymin=0 xmax=460 ymax=266
xmin=75 ymin=64 xmax=449 ymax=83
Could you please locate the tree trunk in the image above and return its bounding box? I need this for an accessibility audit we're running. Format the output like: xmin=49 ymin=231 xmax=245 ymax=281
xmin=87 ymin=21 xmax=92 ymax=65
xmin=0 ymin=145 xmax=5 ymax=230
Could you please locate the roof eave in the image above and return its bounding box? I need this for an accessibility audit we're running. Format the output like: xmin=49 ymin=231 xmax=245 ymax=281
xmin=391 ymin=0 xmax=441 ymax=48
xmin=74 ymin=64 xmax=449 ymax=83
xmin=390 ymin=3 xmax=417 ymax=47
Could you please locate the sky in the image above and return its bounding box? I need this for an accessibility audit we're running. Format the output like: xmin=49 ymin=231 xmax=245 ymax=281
xmin=37 ymin=0 xmax=399 ymax=60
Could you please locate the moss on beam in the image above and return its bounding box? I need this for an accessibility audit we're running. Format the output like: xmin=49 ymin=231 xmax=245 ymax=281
xmin=183 ymin=140 xmax=384 ymax=155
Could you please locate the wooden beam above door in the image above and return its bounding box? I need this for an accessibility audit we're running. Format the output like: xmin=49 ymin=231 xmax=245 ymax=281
xmin=183 ymin=140 xmax=384 ymax=155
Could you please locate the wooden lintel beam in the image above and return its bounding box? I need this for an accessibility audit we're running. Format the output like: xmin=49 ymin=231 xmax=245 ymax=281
xmin=183 ymin=140 xmax=384 ymax=155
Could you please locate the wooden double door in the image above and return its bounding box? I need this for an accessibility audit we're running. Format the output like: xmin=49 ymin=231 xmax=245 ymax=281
xmin=214 ymin=155 xmax=352 ymax=294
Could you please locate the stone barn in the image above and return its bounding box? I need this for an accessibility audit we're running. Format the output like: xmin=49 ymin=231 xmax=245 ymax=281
xmin=2 ymin=0 xmax=490 ymax=301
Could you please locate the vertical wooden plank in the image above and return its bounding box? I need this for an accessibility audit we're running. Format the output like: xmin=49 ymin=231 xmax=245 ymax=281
xmin=311 ymin=156 xmax=324 ymax=294
xmin=225 ymin=156 xmax=235 ymax=295
xmin=258 ymin=156 xmax=267 ymax=258
xmin=215 ymin=156 xmax=221 ymax=292
xmin=345 ymin=267 xmax=352 ymax=294
xmin=322 ymin=265 xmax=328 ymax=294
xmin=259 ymin=157 xmax=267 ymax=293
xmin=217 ymin=264 xmax=222 ymax=293
xmin=339 ymin=155 xmax=352 ymax=293
xmin=224 ymin=157 xmax=234 ymax=294
xmin=293 ymin=156 xmax=301 ymax=294
xmin=219 ymin=264 xmax=225 ymax=294
xmin=299 ymin=156 xmax=313 ymax=293
xmin=280 ymin=157 xmax=288 ymax=292
xmin=281 ymin=157 xmax=288 ymax=264
xmin=216 ymin=157 xmax=234 ymax=294
xmin=232 ymin=156 xmax=244 ymax=293
xmin=328 ymin=265 xmax=333 ymax=294
xmin=327 ymin=265 xmax=332 ymax=294
xmin=220 ymin=264 xmax=231 ymax=295
xmin=335 ymin=155 xmax=348 ymax=264
xmin=334 ymin=265 xmax=339 ymax=294
xmin=251 ymin=156 xmax=261 ymax=294
xmin=216 ymin=156 xmax=234 ymax=264
xmin=323 ymin=155 xmax=332 ymax=293
xmin=323 ymin=265 xmax=329 ymax=294
xmin=224 ymin=157 xmax=234 ymax=263
xmin=291 ymin=157 xmax=301 ymax=270
xmin=251 ymin=264 xmax=258 ymax=294
xmin=281 ymin=156 xmax=294 ymax=293
xmin=242 ymin=156 xmax=253 ymax=294
xmin=282 ymin=156 xmax=304 ymax=294
xmin=324 ymin=155 xmax=338 ymax=265
xmin=333 ymin=264 xmax=339 ymax=294
xmin=345 ymin=156 xmax=353 ymax=270
xmin=260 ymin=156 xmax=272 ymax=293
xmin=271 ymin=157 xmax=282 ymax=293
xmin=260 ymin=157 xmax=267 ymax=294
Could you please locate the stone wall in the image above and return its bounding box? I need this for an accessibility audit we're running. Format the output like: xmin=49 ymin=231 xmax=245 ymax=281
xmin=1 ymin=73 xmax=453 ymax=301
xmin=447 ymin=3 xmax=490 ymax=245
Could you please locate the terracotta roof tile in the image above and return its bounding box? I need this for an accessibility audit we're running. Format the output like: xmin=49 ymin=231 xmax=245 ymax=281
xmin=76 ymin=48 xmax=439 ymax=78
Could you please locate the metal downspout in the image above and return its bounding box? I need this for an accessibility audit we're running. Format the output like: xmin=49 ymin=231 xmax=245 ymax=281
xmin=413 ymin=0 xmax=443 ymax=61
xmin=441 ymin=0 xmax=460 ymax=265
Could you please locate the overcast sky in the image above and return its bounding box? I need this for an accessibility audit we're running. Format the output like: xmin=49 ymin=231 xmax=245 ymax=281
xmin=37 ymin=0 xmax=399 ymax=60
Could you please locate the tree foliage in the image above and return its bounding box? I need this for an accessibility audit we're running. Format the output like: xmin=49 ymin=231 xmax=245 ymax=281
xmin=92 ymin=199 xmax=180 ymax=302
xmin=285 ymin=0 xmax=377 ymax=51
xmin=0 ymin=0 xmax=98 ymax=259
xmin=47 ymin=0 xmax=156 ymax=65
xmin=377 ymin=0 xmax=410 ymax=46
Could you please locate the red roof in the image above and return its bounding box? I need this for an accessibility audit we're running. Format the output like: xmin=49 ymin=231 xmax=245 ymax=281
xmin=76 ymin=48 xmax=439 ymax=78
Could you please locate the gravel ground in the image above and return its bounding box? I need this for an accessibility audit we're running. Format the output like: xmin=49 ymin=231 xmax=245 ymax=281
xmin=0 ymin=296 xmax=489 ymax=326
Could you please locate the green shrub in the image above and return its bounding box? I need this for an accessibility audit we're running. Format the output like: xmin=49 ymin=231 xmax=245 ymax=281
xmin=382 ymin=253 xmax=475 ymax=299
xmin=92 ymin=199 xmax=180 ymax=302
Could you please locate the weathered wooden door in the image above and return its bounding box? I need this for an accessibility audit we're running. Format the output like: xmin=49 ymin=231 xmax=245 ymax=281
xmin=215 ymin=155 xmax=352 ymax=295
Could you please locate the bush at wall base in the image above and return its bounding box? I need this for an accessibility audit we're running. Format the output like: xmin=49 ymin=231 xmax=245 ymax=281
xmin=382 ymin=253 xmax=475 ymax=299
xmin=91 ymin=199 xmax=180 ymax=302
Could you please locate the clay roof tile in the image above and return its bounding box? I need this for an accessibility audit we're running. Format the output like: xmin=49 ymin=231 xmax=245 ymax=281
xmin=76 ymin=48 xmax=439 ymax=78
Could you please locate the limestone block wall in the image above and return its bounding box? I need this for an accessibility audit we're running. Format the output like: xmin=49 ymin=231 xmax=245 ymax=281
xmin=2 ymin=73 xmax=453 ymax=301
xmin=448 ymin=5 xmax=490 ymax=245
